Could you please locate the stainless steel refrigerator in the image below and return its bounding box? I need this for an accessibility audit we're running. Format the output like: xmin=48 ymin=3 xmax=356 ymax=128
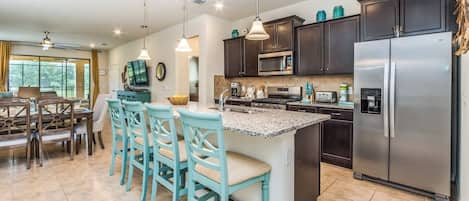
xmin=353 ymin=32 xmax=452 ymax=200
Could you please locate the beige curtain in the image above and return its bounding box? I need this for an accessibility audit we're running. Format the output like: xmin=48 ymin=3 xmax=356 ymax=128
xmin=91 ymin=49 xmax=100 ymax=107
xmin=0 ymin=41 xmax=11 ymax=92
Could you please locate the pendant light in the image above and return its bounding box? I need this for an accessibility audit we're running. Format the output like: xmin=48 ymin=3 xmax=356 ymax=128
xmin=176 ymin=1 xmax=192 ymax=52
xmin=246 ymin=0 xmax=269 ymax=41
xmin=138 ymin=0 xmax=151 ymax=60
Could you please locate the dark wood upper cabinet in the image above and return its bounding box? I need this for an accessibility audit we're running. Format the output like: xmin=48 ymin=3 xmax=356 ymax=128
xmin=261 ymin=24 xmax=276 ymax=52
xmin=261 ymin=16 xmax=305 ymax=53
xmin=296 ymin=23 xmax=324 ymax=75
xmin=224 ymin=37 xmax=260 ymax=78
xmin=359 ymin=0 xmax=457 ymax=41
xmin=275 ymin=20 xmax=294 ymax=51
xmin=360 ymin=0 xmax=398 ymax=41
xmin=224 ymin=37 xmax=243 ymax=78
xmin=399 ymin=0 xmax=445 ymax=36
xmin=324 ymin=16 xmax=360 ymax=74
xmin=243 ymin=39 xmax=261 ymax=76
xmin=295 ymin=15 xmax=359 ymax=76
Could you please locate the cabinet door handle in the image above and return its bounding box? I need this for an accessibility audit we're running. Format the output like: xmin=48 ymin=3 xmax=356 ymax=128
xmin=298 ymin=109 xmax=307 ymax=112
xmin=330 ymin=112 xmax=342 ymax=116
xmin=393 ymin=25 xmax=402 ymax=37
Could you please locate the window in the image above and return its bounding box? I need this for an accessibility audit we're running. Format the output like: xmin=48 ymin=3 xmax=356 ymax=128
xmin=8 ymin=55 xmax=91 ymax=100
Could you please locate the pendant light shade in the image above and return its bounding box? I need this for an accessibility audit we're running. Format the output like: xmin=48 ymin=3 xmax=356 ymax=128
xmin=176 ymin=1 xmax=192 ymax=52
xmin=138 ymin=48 xmax=151 ymax=60
xmin=246 ymin=0 xmax=269 ymax=41
xmin=138 ymin=0 xmax=151 ymax=60
xmin=246 ymin=17 xmax=269 ymax=40
xmin=176 ymin=38 xmax=192 ymax=52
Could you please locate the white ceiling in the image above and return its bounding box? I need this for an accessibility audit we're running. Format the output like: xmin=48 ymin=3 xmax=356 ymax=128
xmin=0 ymin=0 xmax=305 ymax=50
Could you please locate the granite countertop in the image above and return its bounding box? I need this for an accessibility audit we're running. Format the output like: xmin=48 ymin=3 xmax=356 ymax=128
xmin=287 ymin=102 xmax=354 ymax=110
xmin=215 ymin=97 xmax=354 ymax=110
xmin=149 ymin=101 xmax=330 ymax=138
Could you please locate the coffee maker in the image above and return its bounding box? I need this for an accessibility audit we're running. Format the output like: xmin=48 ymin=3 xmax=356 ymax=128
xmin=230 ymin=82 xmax=241 ymax=97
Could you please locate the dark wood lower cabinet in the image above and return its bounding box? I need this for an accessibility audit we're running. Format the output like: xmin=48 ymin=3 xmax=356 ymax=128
xmin=321 ymin=119 xmax=353 ymax=169
xmin=288 ymin=105 xmax=354 ymax=169
xmin=295 ymin=124 xmax=321 ymax=201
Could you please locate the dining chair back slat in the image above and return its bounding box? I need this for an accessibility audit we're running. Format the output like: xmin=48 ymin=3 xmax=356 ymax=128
xmin=0 ymin=98 xmax=32 ymax=169
xmin=177 ymin=109 xmax=228 ymax=187
xmin=107 ymin=99 xmax=129 ymax=185
xmin=123 ymin=101 xmax=148 ymax=144
xmin=37 ymin=98 xmax=74 ymax=165
xmin=122 ymin=100 xmax=152 ymax=201
xmin=146 ymin=104 xmax=192 ymax=201
xmin=145 ymin=105 xmax=179 ymax=160
xmin=178 ymin=109 xmax=271 ymax=201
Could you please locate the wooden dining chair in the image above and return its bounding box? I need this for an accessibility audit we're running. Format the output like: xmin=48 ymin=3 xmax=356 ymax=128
xmin=178 ymin=109 xmax=272 ymax=201
xmin=107 ymin=99 xmax=129 ymax=185
xmin=18 ymin=86 xmax=40 ymax=99
xmin=40 ymin=91 xmax=58 ymax=98
xmin=0 ymin=98 xmax=32 ymax=169
xmin=36 ymin=98 xmax=75 ymax=166
xmin=122 ymin=100 xmax=153 ymax=201
xmin=145 ymin=104 xmax=189 ymax=201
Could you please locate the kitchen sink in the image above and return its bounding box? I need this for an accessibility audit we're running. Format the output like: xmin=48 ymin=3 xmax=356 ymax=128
xmin=208 ymin=106 xmax=264 ymax=114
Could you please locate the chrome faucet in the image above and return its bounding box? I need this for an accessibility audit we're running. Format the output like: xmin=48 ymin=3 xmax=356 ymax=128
xmin=219 ymin=89 xmax=230 ymax=111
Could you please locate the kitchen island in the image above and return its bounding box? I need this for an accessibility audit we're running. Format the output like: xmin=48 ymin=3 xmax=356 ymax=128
xmin=150 ymin=102 xmax=330 ymax=201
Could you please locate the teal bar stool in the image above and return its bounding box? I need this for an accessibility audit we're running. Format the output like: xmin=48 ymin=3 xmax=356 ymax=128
xmin=145 ymin=104 xmax=188 ymax=201
xmin=107 ymin=99 xmax=129 ymax=185
xmin=178 ymin=109 xmax=272 ymax=201
xmin=123 ymin=100 xmax=153 ymax=201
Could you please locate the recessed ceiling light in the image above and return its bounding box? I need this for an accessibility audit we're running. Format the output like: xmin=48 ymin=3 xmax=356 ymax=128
xmin=214 ymin=2 xmax=224 ymax=11
xmin=113 ymin=29 xmax=122 ymax=35
xmin=90 ymin=43 xmax=96 ymax=48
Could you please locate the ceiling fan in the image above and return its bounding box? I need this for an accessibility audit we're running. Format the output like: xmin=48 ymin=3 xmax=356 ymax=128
xmin=39 ymin=31 xmax=81 ymax=50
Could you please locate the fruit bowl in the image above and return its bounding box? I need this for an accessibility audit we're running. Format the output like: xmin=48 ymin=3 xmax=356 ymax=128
xmin=167 ymin=96 xmax=189 ymax=105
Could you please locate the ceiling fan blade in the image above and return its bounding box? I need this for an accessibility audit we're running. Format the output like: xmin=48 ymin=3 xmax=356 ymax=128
xmin=54 ymin=43 xmax=81 ymax=49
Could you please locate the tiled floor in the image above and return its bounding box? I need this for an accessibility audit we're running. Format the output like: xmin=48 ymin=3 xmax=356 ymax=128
xmin=0 ymin=123 xmax=431 ymax=201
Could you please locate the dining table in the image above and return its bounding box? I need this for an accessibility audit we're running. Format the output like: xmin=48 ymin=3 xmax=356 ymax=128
xmin=0 ymin=100 xmax=95 ymax=155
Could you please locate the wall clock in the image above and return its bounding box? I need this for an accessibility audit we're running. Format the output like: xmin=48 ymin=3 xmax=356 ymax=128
xmin=156 ymin=62 xmax=167 ymax=81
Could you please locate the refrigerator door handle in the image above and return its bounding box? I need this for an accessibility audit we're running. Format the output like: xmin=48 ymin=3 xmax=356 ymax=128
xmin=384 ymin=62 xmax=390 ymax=138
xmin=390 ymin=62 xmax=396 ymax=138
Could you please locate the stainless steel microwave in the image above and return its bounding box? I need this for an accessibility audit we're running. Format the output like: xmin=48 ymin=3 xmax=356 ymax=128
xmin=258 ymin=51 xmax=293 ymax=76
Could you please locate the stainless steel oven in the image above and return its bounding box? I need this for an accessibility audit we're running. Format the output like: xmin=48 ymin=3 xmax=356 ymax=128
xmin=258 ymin=51 xmax=293 ymax=76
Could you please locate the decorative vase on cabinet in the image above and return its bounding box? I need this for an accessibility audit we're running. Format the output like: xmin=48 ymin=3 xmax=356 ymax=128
xmin=316 ymin=10 xmax=327 ymax=22
xmin=333 ymin=5 xmax=344 ymax=19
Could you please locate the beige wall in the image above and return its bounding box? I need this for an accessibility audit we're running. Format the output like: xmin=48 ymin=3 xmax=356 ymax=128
xmin=175 ymin=37 xmax=200 ymax=95
xmin=108 ymin=14 xmax=231 ymax=104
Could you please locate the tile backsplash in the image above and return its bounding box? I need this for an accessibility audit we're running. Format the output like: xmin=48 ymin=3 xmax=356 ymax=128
xmin=214 ymin=74 xmax=353 ymax=99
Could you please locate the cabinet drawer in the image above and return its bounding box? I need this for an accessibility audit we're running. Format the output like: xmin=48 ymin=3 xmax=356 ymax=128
xmin=319 ymin=108 xmax=353 ymax=121
xmin=287 ymin=105 xmax=318 ymax=113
